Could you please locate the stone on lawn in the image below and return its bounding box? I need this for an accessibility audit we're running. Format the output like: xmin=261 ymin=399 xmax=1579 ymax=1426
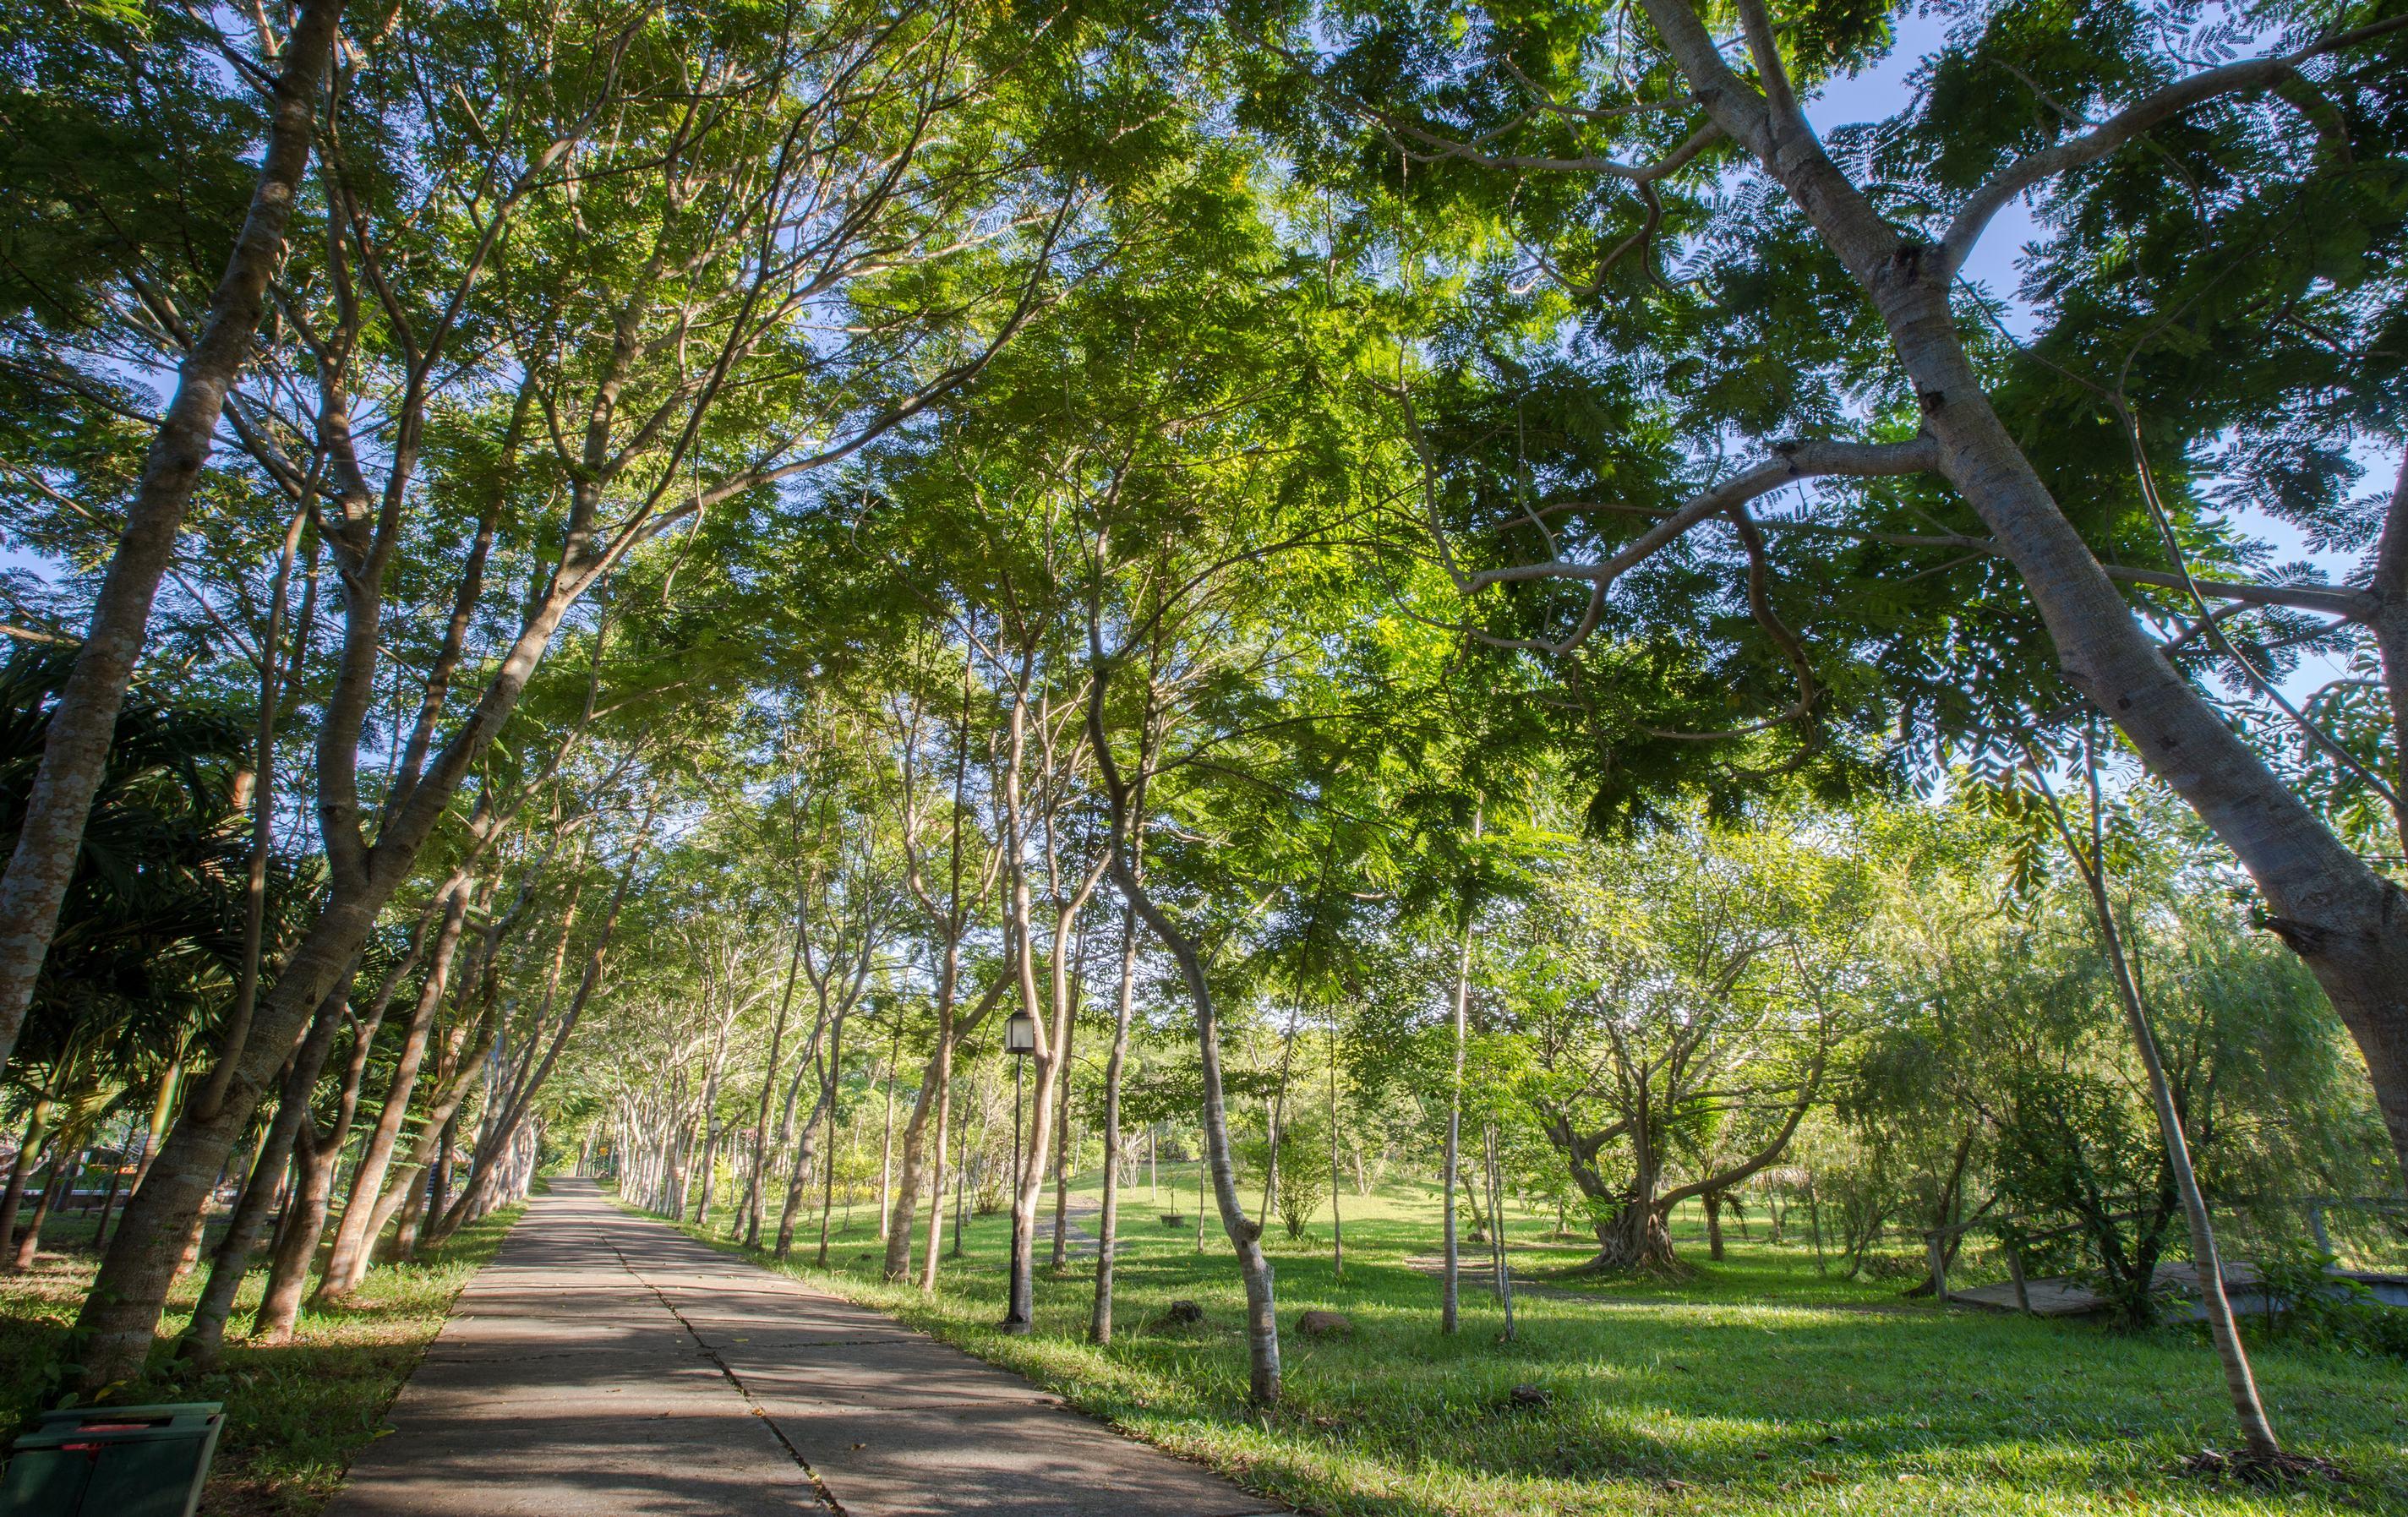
xmin=1161 ymin=1299 xmax=1205 ymax=1326
xmin=1296 ymin=1309 xmax=1353 ymax=1338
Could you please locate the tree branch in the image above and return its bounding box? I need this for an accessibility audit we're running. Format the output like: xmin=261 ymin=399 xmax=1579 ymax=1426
xmin=1939 ymin=14 xmax=2408 ymax=278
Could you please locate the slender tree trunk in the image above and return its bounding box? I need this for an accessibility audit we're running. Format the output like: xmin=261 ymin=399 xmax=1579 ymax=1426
xmin=745 ymin=883 xmax=810 ymax=1247
xmin=877 ymin=1018 xmax=898 ymax=1241
xmin=1705 ymin=1192 xmax=1726 ymax=1261
xmin=0 ymin=0 xmax=341 ymax=1085
xmin=2042 ymin=741 xmax=2283 ymax=1460
xmin=363 ymin=1023 xmax=500 ymax=1265
xmin=0 ymin=1103 xmax=52 ymax=1269
xmin=1004 ymin=944 xmax=1074 ymax=1329
xmin=1485 ymin=1121 xmax=1515 ymax=1339
xmin=767 ymin=1027 xmax=823 ymax=1256
xmin=1443 ymin=811 xmax=1480 ymax=1332
xmin=950 ymin=1085 xmax=970 ymax=1260
xmin=1128 ymin=881 xmax=1279 ymax=1400
xmin=90 ymin=1136 xmax=128 ymax=1250
xmin=887 ymin=1040 xmax=944 ymax=1284
xmin=1090 ymin=905 xmax=1138 ymax=1344
xmin=1328 ymin=1012 xmax=1345 ymax=1284
xmin=813 ymin=1013 xmax=845 ymax=1266
xmin=1090 ymin=647 xmax=1276 ymax=1399
xmin=13 ymin=1147 xmax=75 ymax=1269
xmin=131 ymin=1057 xmax=180 ymax=1194
xmin=1050 ymin=988 xmax=1077 ymax=1272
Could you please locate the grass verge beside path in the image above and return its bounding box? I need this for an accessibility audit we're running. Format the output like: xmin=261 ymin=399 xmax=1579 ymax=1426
xmin=0 ymin=1201 xmax=526 ymax=1516
xmin=633 ymin=1170 xmax=2408 ymax=1517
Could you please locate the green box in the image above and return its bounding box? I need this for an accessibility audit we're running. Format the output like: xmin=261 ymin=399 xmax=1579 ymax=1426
xmin=0 ymin=1403 xmax=223 ymax=1517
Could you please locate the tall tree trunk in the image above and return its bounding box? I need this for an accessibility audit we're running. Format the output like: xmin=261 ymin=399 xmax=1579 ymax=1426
xmin=0 ymin=0 xmax=341 ymax=1086
xmin=767 ymin=1029 xmax=822 ymax=1255
xmin=1004 ymin=919 xmax=1078 ymax=1330
xmin=1117 ymin=873 xmax=1279 ymax=1400
xmin=357 ymin=1012 xmax=503 ymax=1268
xmin=1089 ymin=905 xmax=1138 ymax=1344
xmin=1442 ymin=810 xmax=1480 ymax=1332
xmin=90 ymin=1137 xmax=128 ymax=1250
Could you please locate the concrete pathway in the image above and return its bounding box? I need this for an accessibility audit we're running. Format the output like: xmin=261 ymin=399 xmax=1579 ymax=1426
xmin=327 ymin=1178 xmax=1284 ymax=1517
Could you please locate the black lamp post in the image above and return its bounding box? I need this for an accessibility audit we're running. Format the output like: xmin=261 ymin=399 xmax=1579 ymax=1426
xmin=1002 ymin=1007 xmax=1037 ymax=1333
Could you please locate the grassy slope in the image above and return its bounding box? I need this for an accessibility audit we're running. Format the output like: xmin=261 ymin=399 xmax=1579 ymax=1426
xmin=0 ymin=1200 xmax=525 ymax=1516
xmin=669 ymin=1164 xmax=2408 ymax=1517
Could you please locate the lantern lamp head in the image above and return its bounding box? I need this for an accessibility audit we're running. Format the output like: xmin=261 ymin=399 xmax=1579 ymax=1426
xmin=1003 ymin=1008 xmax=1038 ymax=1056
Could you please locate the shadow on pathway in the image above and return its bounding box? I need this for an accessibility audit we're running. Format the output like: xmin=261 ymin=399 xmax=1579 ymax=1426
xmin=326 ymin=1177 xmax=1284 ymax=1516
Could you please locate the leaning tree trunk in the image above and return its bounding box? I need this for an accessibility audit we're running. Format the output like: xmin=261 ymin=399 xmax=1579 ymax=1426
xmin=1120 ymin=872 xmax=1280 ymax=1401
xmin=767 ymin=1018 xmax=829 ymax=1258
xmin=1636 ymin=0 xmax=2408 ymax=1188
xmin=0 ymin=0 xmax=340 ymax=1086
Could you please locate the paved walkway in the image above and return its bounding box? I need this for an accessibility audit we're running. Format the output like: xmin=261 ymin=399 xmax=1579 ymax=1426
xmin=327 ymin=1178 xmax=1283 ymax=1517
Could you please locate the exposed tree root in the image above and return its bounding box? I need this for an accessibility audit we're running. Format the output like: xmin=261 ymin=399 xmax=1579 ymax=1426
xmin=2176 ymin=1447 xmax=2351 ymax=1489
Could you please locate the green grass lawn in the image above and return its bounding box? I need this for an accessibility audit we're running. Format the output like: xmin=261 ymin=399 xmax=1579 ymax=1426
xmin=669 ymin=1163 xmax=2408 ymax=1517
xmin=0 ymin=1200 xmax=525 ymax=1516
